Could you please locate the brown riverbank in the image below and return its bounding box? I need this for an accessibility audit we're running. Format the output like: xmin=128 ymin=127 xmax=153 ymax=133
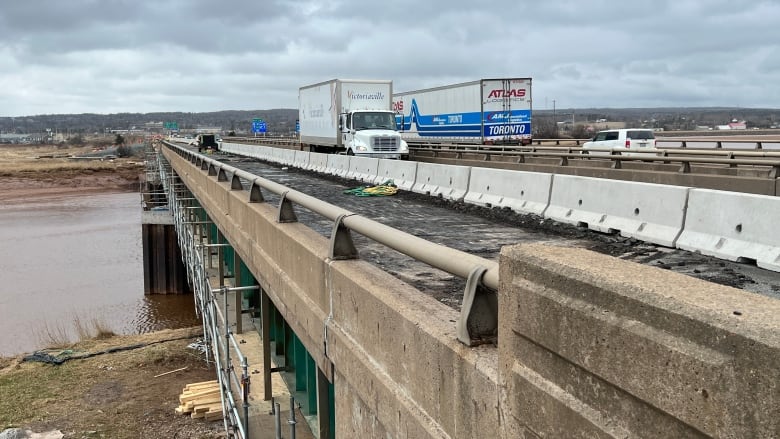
xmin=0 ymin=144 xmax=144 ymax=203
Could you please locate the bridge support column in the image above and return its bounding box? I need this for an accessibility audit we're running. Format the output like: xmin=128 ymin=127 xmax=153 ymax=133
xmin=141 ymin=209 xmax=189 ymax=295
xmin=316 ymin=368 xmax=333 ymax=439
xmin=262 ymin=289 xmax=273 ymax=401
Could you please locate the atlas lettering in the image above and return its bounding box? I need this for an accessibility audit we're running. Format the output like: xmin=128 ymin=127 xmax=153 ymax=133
xmin=487 ymin=89 xmax=526 ymax=98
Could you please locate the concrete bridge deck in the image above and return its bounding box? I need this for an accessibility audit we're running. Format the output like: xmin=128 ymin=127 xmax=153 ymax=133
xmin=159 ymin=141 xmax=780 ymax=438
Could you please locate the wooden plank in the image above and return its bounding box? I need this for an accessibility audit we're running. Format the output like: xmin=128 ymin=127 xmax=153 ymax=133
xmin=184 ymin=380 xmax=218 ymax=389
xmin=190 ymin=396 xmax=222 ymax=407
xmin=203 ymin=410 xmax=224 ymax=421
xmin=180 ymin=387 xmax=219 ymax=397
xmin=184 ymin=382 xmax=220 ymax=391
xmin=179 ymin=388 xmax=220 ymax=404
xmin=193 ymin=402 xmax=222 ymax=414
xmin=154 ymin=366 xmax=188 ymax=378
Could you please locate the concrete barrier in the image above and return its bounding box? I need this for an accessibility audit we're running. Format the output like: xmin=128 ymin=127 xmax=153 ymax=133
xmin=345 ymin=156 xmax=379 ymax=183
xmin=282 ymin=149 xmax=297 ymax=166
xmin=250 ymin=145 xmax=271 ymax=161
xmin=293 ymin=150 xmax=310 ymax=169
xmin=543 ymin=175 xmax=690 ymax=247
xmin=325 ymin=154 xmax=350 ymax=178
xmin=676 ymin=189 xmax=780 ymax=271
xmin=499 ymin=243 xmax=780 ymax=439
xmin=373 ymin=159 xmax=418 ymax=191
xmin=270 ymin=147 xmax=287 ymax=165
xmin=220 ymin=142 xmax=242 ymax=155
xmin=412 ymin=162 xmax=471 ymax=201
xmin=308 ymin=152 xmax=329 ymax=173
xmin=464 ymin=168 xmax=552 ymax=215
xmin=226 ymin=142 xmax=264 ymax=160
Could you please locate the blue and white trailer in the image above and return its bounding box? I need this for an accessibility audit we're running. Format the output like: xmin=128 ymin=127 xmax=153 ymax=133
xmin=393 ymin=78 xmax=532 ymax=145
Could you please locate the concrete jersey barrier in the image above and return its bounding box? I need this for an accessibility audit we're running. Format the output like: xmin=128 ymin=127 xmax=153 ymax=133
xmin=293 ymin=150 xmax=310 ymax=169
xmin=412 ymin=162 xmax=471 ymax=202
xmin=464 ymin=167 xmax=552 ymax=215
xmin=308 ymin=152 xmax=329 ymax=173
xmin=543 ymin=175 xmax=690 ymax=247
xmin=346 ymin=156 xmax=379 ymax=183
xmin=676 ymin=188 xmax=780 ymax=271
xmin=374 ymin=159 xmax=418 ymax=191
xmin=325 ymin=154 xmax=351 ymax=178
xmin=220 ymin=142 xmax=242 ymax=156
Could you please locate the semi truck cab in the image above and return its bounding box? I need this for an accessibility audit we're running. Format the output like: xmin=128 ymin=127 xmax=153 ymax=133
xmin=339 ymin=110 xmax=409 ymax=159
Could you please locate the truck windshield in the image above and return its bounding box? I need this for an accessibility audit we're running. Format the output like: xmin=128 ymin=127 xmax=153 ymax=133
xmin=352 ymin=112 xmax=396 ymax=130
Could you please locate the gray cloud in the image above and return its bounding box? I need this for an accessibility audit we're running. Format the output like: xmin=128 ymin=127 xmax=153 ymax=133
xmin=0 ymin=0 xmax=778 ymax=116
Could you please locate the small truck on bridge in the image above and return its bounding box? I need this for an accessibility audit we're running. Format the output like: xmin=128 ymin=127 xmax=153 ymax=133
xmin=299 ymin=79 xmax=410 ymax=159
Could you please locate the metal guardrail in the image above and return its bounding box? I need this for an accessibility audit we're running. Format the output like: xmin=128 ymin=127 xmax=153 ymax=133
xmin=155 ymin=149 xmax=256 ymax=438
xmin=408 ymin=145 xmax=780 ymax=178
xmin=162 ymin=140 xmax=500 ymax=346
xmin=210 ymin=135 xmax=780 ymax=152
xmin=407 ymin=136 xmax=780 ymax=150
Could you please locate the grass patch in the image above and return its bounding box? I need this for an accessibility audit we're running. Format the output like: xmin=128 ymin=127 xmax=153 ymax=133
xmin=0 ymin=327 xmax=220 ymax=438
xmin=0 ymin=361 xmax=76 ymax=424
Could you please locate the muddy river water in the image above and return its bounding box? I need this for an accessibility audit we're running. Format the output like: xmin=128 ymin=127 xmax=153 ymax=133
xmin=0 ymin=191 xmax=200 ymax=356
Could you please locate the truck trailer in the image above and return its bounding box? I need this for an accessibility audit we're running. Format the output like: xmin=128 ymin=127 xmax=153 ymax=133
xmin=393 ymin=78 xmax=532 ymax=145
xmin=299 ymin=79 xmax=409 ymax=159
xmin=196 ymin=133 xmax=219 ymax=152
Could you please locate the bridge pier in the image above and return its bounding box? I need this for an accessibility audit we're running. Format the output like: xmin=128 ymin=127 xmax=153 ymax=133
xmin=141 ymin=209 xmax=189 ymax=295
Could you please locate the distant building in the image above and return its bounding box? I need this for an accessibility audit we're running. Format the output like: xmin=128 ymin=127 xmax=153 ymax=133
xmin=144 ymin=121 xmax=165 ymax=133
xmin=195 ymin=126 xmax=223 ymax=134
xmin=728 ymin=121 xmax=747 ymax=130
xmin=0 ymin=134 xmax=35 ymax=144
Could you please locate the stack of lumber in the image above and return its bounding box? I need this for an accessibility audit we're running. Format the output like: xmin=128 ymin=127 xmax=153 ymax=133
xmin=175 ymin=380 xmax=223 ymax=421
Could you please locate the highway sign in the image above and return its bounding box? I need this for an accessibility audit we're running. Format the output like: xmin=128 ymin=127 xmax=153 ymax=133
xmin=252 ymin=118 xmax=267 ymax=134
xmin=164 ymin=121 xmax=179 ymax=130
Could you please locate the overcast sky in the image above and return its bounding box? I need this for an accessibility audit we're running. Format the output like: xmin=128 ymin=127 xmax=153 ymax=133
xmin=1 ymin=0 xmax=778 ymax=116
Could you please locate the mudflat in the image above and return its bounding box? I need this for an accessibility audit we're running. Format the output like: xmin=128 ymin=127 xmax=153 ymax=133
xmin=0 ymin=144 xmax=144 ymax=203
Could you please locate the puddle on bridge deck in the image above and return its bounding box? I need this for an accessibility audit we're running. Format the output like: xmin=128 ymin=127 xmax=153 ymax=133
xmin=0 ymin=191 xmax=200 ymax=357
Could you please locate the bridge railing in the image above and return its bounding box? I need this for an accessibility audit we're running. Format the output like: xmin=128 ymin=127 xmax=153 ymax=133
xmin=409 ymin=145 xmax=780 ymax=177
xmin=163 ymin=140 xmax=499 ymax=346
xmin=215 ymin=135 xmax=780 ymax=150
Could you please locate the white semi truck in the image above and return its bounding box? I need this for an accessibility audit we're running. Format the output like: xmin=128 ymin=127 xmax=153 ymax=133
xmin=393 ymin=78 xmax=532 ymax=145
xmin=299 ymin=79 xmax=409 ymax=159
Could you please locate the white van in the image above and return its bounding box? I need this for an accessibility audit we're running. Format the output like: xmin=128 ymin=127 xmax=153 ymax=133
xmin=582 ymin=129 xmax=656 ymax=155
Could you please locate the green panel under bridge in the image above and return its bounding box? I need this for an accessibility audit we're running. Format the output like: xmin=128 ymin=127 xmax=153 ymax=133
xmin=263 ymin=298 xmax=335 ymax=438
xmin=235 ymin=259 xmax=259 ymax=315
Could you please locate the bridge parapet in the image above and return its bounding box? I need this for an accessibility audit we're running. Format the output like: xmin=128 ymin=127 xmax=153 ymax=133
xmin=499 ymin=243 xmax=780 ymax=438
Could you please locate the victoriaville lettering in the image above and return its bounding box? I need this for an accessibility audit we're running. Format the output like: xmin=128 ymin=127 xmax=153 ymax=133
xmin=347 ymin=90 xmax=385 ymax=100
